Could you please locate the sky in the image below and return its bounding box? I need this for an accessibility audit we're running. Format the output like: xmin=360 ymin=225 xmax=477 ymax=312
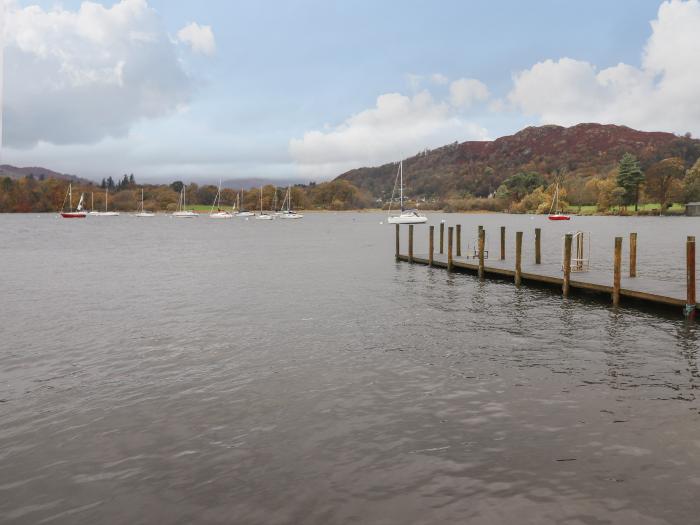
xmin=1 ymin=0 xmax=698 ymax=183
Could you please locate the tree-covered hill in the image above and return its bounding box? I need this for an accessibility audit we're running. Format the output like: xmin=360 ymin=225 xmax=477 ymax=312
xmin=336 ymin=123 xmax=700 ymax=200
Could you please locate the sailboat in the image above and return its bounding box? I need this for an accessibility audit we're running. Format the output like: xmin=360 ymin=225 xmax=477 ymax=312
xmin=209 ymin=180 xmax=234 ymax=218
xmin=172 ymin=186 xmax=198 ymax=218
xmin=387 ymin=161 xmax=427 ymax=224
xmin=95 ymin=188 xmax=120 ymax=216
xmin=255 ymin=187 xmax=274 ymax=220
xmin=278 ymin=186 xmax=303 ymax=219
xmin=135 ymin=188 xmax=155 ymax=217
xmin=60 ymin=183 xmax=87 ymax=218
xmin=88 ymin=192 xmax=100 ymax=215
xmin=548 ymin=183 xmax=570 ymax=221
xmin=235 ymin=191 xmax=255 ymax=217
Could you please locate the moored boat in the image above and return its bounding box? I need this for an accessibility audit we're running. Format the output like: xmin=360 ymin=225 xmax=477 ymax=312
xmin=60 ymin=184 xmax=87 ymax=218
xmin=387 ymin=161 xmax=427 ymax=224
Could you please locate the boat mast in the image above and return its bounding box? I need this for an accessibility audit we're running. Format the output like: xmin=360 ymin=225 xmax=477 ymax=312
xmin=91 ymin=192 xmax=94 ymax=211
xmin=69 ymin=183 xmax=72 ymax=211
xmin=400 ymin=161 xmax=404 ymax=212
xmin=105 ymin=188 xmax=108 ymax=212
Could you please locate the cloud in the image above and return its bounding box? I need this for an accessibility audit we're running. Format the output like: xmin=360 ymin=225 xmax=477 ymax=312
xmin=2 ymin=0 xmax=209 ymax=148
xmin=289 ymin=90 xmax=489 ymax=178
xmin=449 ymin=78 xmax=490 ymax=108
xmin=431 ymin=73 xmax=449 ymax=85
xmin=177 ymin=22 xmax=216 ymax=56
xmin=507 ymin=0 xmax=700 ymax=135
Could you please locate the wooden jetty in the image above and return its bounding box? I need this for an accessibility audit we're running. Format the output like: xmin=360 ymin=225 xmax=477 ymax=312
xmin=395 ymin=224 xmax=698 ymax=317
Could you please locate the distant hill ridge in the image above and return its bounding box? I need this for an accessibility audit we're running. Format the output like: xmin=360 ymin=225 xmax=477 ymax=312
xmin=0 ymin=164 xmax=92 ymax=185
xmin=336 ymin=123 xmax=700 ymax=198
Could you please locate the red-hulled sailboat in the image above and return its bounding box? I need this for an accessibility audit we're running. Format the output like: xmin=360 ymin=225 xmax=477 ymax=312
xmin=60 ymin=183 xmax=87 ymax=218
xmin=548 ymin=183 xmax=570 ymax=221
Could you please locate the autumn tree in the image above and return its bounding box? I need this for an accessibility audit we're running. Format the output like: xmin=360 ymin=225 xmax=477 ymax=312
xmin=645 ymin=157 xmax=685 ymax=213
xmin=683 ymin=158 xmax=700 ymax=203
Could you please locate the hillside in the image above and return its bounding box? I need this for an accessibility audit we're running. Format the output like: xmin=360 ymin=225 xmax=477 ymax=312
xmin=336 ymin=123 xmax=700 ymax=198
xmin=0 ymin=164 xmax=92 ymax=185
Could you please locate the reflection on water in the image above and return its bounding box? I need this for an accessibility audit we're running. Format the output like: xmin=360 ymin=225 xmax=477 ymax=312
xmin=0 ymin=212 xmax=699 ymax=524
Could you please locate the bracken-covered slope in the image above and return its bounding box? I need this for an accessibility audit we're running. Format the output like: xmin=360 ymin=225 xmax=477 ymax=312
xmin=336 ymin=123 xmax=700 ymax=198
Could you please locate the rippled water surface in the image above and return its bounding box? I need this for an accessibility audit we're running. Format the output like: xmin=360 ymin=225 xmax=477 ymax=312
xmin=2 ymin=212 xmax=700 ymax=524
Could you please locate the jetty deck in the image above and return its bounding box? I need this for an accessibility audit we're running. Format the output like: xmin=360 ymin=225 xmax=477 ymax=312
xmin=395 ymin=224 xmax=698 ymax=316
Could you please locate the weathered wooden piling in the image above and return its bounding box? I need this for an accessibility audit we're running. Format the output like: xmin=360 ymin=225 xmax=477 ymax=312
xmin=395 ymin=224 xmax=400 ymax=260
xmin=478 ymin=228 xmax=485 ymax=279
xmin=535 ymin=228 xmax=542 ymax=265
xmin=613 ymin=237 xmax=622 ymax=306
xmin=500 ymin=226 xmax=506 ymax=260
xmin=408 ymin=225 xmax=414 ymax=263
xmin=429 ymin=226 xmax=434 ymax=266
xmin=563 ymin=233 xmax=572 ymax=297
xmin=456 ymin=224 xmax=462 ymax=257
xmin=447 ymin=226 xmax=454 ymax=271
xmin=515 ymin=231 xmax=523 ymax=287
xmin=440 ymin=223 xmax=445 ymax=254
xmin=687 ymin=236 xmax=696 ymax=318
xmin=630 ymin=233 xmax=637 ymax=278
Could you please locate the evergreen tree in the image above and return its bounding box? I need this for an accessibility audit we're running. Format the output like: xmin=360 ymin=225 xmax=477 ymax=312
xmin=121 ymin=174 xmax=129 ymax=188
xmin=101 ymin=178 xmax=106 ymax=189
xmin=616 ymin=153 xmax=644 ymax=210
xmin=107 ymin=176 xmax=115 ymax=189
xmin=129 ymin=174 xmax=135 ymax=185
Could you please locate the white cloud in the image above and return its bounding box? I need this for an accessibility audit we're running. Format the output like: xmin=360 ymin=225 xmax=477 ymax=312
xmin=449 ymin=78 xmax=490 ymax=108
xmin=431 ymin=73 xmax=449 ymax=85
xmin=507 ymin=0 xmax=700 ymax=135
xmin=1 ymin=0 xmax=208 ymax=148
xmin=289 ymin=90 xmax=489 ymax=178
xmin=177 ymin=22 xmax=216 ymax=56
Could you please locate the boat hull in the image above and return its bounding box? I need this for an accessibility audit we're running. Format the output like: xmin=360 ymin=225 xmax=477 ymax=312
xmin=172 ymin=211 xmax=198 ymax=218
xmin=387 ymin=215 xmax=428 ymax=224
xmin=135 ymin=212 xmax=155 ymax=217
xmin=209 ymin=213 xmax=234 ymax=219
xmin=279 ymin=213 xmax=304 ymax=219
xmin=548 ymin=215 xmax=571 ymax=221
xmin=60 ymin=212 xmax=87 ymax=219
xmin=255 ymin=214 xmax=274 ymax=220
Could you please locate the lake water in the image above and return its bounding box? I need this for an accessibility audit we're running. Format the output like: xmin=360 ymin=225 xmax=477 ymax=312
xmin=1 ymin=212 xmax=699 ymax=524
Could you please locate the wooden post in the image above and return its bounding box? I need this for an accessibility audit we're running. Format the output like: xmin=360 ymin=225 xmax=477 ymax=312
xmin=629 ymin=233 xmax=637 ymax=278
xmin=447 ymin=226 xmax=454 ymax=271
xmin=687 ymin=236 xmax=696 ymax=318
xmin=478 ymin=228 xmax=485 ymax=279
xmin=429 ymin=226 xmax=434 ymax=266
xmin=563 ymin=233 xmax=572 ymax=297
xmin=535 ymin=228 xmax=541 ymax=264
xmin=456 ymin=224 xmax=461 ymax=257
xmin=500 ymin=226 xmax=506 ymax=260
xmin=613 ymin=237 xmax=622 ymax=307
xmin=408 ymin=225 xmax=414 ymax=263
xmin=440 ymin=222 xmax=444 ymax=254
xmin=515 ymin=231 xmax=523 ymax=287
xmin=395 ymin=224 xmax=399 ymax=260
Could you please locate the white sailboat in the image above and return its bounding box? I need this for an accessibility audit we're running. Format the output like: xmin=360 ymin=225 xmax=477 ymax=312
xmin=95 ymin=188 xmax=120 ymax=216
xmin=209 ymin=180 xmax=234 ymax=218
xmin=172 ymin=186 xmax=198 ymax=218
xmin=235 ymin=191 xmax=255 ymax=217
xmin=548 ymin=183 xmax=570 ymax=221
xmin=387 ymin=161 xmax=427 ymax=224
xmin=60 ymin=183 xmax=87 ymax=218
xmin=135 ymin=188 xmax=155 ymax=217
xmin=88 ymin=192 xmax=100 ymax=215
xmin=278 ymin=186 xmax=303 ymax=219
xmin=255 ymin=187 xmax=274 ymax=220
